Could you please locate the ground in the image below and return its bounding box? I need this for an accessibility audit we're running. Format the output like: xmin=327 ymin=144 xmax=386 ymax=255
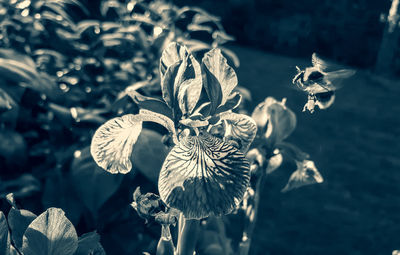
xmin=230 ymin=45 xmax=400 ymax=255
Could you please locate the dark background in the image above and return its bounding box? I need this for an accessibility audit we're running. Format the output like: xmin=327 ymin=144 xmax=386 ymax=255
xmin=174 ymin=0 xmax=391 ymax=69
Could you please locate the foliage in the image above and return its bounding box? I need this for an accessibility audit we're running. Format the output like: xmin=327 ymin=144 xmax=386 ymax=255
xmin=0 ymin=0 xmax=239 ymax=254
xmin=1 ymin=194 xmax=105 ymax=255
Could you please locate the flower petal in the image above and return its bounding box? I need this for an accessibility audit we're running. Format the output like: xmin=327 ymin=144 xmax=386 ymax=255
xmin=160 ymin=42 xmax=188 ymax=77
xmin=219 ymin=112 xmax=257 ymax=153
xmin=158 ymin=134 xmax=250 ymax=219
xmin=266 ymin=151 xmax=283 ymax=174
xmin=252 ymin=97 xmax=296 ymax=147
xmin=202 ymin=48 xmax=238 ymax=114
xmin=90 ymin=114 xmax=143 ymax=174
xmin=281 ymin=160 xmax=323 ymax=192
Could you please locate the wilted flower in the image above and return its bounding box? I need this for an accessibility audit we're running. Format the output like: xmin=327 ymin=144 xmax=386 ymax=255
xmin=251 ymin=97 xmax=296 ymax=151
xmin=281 ymin=160 xmax=323 ymax=192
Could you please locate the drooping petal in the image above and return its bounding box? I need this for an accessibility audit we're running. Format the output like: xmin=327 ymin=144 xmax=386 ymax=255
xmin=158 ymin=134 xmax=250 ymax=219
xmin=91 ymin=111 xmax=177 ymax=174
xmin=90 ymin=114 xmax=142 ymax=174
xmin=219 ymin=112 xmax=257 ymax=153
xmin=281 ymin=160 xmax=323 ymax=192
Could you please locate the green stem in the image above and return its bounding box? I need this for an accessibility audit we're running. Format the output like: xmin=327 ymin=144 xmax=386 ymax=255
xmin=239 ymin=166 xmax=267 ymax=255
xmin=176 ymin=214 xmax=199 ymax=255
xmin=157 ymin=224 xmax=175 ymax=255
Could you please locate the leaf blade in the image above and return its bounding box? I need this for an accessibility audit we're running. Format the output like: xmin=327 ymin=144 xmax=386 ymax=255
xmin=22 ymin=208 xmax=78 ymax=255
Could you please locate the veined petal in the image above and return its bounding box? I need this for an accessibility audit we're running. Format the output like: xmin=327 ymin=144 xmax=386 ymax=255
xmin=91 ymin=111 xmax=177 ymax=174
xmin=158 ymin=134 xmax=250 ymax=219
xmin=90 ymin=114 xmax=143 ymax=174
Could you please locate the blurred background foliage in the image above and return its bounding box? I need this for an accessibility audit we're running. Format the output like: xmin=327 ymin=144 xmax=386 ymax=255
xmin=0 ymin=0 xmax=239 ymax=254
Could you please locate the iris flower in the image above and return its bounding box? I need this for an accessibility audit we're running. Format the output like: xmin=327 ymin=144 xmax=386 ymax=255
xmin=91 ymin=42 xmax=257 ymax=219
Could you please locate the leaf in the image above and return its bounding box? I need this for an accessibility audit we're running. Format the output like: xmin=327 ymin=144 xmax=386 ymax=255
xmin=0 ymin=59 xmax=34 ymax=84
xmin=71 ymin=147 xmax=123 ymax=216
xmin=0 ymin=88 xmax=16 ymax=113
xmin=221 ymin=47 xmax=240 ymax=68
xmin=212 ymin=31 xmax=235 ymax=46
xmin=158 ymin=134 xmax=250 ymax=219
xmin=202 ymin=48 xmax=238 ymax=113
xmin=0 ymin=174 xmax=40 ymax=199
xmin=275 ymin=142 xmax=309 ymax=162
xmin=281 ymin=160 xmax=323 ymax=193
xmin=126 ymin=91 xmax=173 ymax=119
xmin=138 ymin=109 xmax=178 ymax=144
xmin=215 ymin=92 xmax=241 ymax=114
xmin=0 ymin=211 xmax=11 ymax=255
xmin=219 ymin=112 xmax=257 ymax=153
xmin=42 ymin=172 xmax=83 ymax=226
xmin=49 ymin=0 xmax=90 ymax=16
xmin=0 ymin=49 xmax=36 ymax=68
xmin=43 ymin=1 xmax=76 ymax=28
xmin=91 ymin=111 xmax=177 ymax=174
xmin=8 ymin=207 xmax=37 ymax=249
xmin=0 ymin=50 xmax=61 ymax=100
xmin=75 ymin=232 xmax=105 ymax=255
xmin=22 ymin=208 xmax=78 ymax=255
xmin=131 ymin=129 xmax=169 ymax=183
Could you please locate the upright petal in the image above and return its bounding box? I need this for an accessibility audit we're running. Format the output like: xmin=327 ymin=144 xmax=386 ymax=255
xmin=202 ymin=48 xmax=238 ymax=114
xmin=158 ymin=134 xmax=250 ymax=219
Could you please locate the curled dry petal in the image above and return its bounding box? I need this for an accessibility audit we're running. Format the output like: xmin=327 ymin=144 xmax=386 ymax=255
xmin=158 ymin=134 xmax=250 ymax=219
xmin=219 ymin=112 xmax=257 ymax=153
xmin=281 ymin=160 xmax=323 ymax=193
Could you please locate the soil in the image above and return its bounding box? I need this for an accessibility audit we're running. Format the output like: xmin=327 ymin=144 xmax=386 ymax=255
xmin=231 ymin=45 xmax=400 ymax=255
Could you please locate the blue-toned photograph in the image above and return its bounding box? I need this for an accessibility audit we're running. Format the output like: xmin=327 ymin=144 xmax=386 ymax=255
xmin=0 ymin=0 xmax=399 ymax=254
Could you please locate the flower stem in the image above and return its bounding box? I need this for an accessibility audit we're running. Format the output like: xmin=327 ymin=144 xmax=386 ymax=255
xmin=157 ymin=224 xmax=175 ymax=255
xmin=239 ymin=165 xmax=267 ymax=255
xmin=176 ymin=214 xmax=199 ymax=255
